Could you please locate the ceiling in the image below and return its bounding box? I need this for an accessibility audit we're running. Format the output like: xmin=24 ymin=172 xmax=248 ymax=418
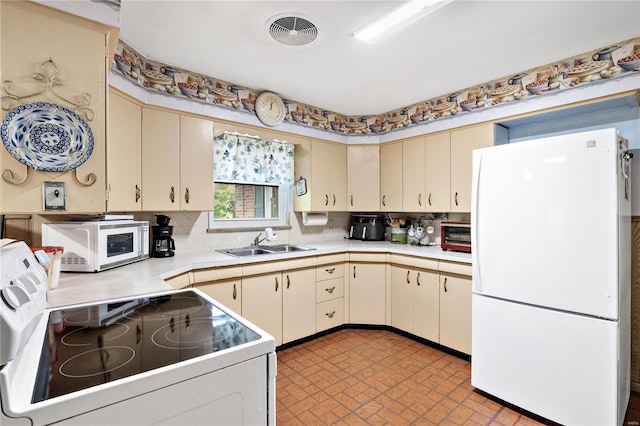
xmin=118 ymin=1 xmax=640 ymax=116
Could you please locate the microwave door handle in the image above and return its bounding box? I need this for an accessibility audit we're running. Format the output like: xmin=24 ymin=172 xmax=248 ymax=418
xmin=362 ymin=227 xmax=367 ymax=240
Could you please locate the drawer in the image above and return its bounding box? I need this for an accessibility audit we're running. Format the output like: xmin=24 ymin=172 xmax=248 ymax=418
xmin=316 ymin=263 xmax=344 ymax=281
xmin=316 ymin=298 xmax=344 ymax=332
xmin=316 ymin=277 xmax=344 ymax=303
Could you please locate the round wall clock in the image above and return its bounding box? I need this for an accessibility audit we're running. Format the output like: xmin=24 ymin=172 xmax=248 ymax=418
xmin=255 ymin=92 xmax=286 ymax=127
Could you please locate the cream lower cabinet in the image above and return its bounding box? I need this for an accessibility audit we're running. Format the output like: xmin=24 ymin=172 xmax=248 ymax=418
xmin=242 ymin=267 xmax=316 ymax=346
xmin=316 ymin=257 xmax=347 ymax=332
xmin=390 ymin=263 xmax=439 ymax=342
xmin=348 ymin=254 xmax=386 ymax=325
xmin=192 ymin=266 xmax=243 ymax=315
xmin=438 ymin=263 xmax=472 ymax=355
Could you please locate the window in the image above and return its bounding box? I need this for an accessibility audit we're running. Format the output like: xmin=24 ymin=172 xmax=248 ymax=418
xmin=209 ymin=132 xmax=294 ymax=230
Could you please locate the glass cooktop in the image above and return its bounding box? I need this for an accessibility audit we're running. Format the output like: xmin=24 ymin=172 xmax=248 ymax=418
xmin=32 ymin=291 xmax=260 ymax=403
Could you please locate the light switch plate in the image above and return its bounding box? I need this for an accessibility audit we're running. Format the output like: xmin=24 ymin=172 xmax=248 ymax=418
xmin=43 ymin=181 xmax=66 ymax=211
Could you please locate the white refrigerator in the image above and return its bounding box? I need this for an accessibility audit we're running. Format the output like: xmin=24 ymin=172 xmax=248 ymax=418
xmin=471 ymin=128 xmax=632 ymax=426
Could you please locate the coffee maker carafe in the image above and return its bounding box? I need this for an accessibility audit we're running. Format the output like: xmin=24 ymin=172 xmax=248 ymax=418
xmin=151 ymin=214 xmax=175 ymax=258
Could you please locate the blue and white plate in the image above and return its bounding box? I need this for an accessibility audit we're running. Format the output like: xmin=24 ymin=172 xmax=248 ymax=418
xmin=1 ymin=102 xmax=94 ymax=172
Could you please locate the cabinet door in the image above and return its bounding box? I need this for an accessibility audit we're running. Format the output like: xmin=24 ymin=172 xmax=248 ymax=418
xmin=439 ymin=274 xmax=472 ymax=354
xmin=329 ymin=142 xmax=347 ymax=211
xmin=413 ymin=269 xmax=439 ymax=342
xmin=425 ymin=132 xmax=450 ymax=212
xmin=349 ymin=263 xmax=386 ymax=325
xmin=450 ymin=123 xmax=494 ymax=212
xmin=196 ymin=279 xmax=241 ymax=315
xmin=242 ymin=273 xmax=283 ymax=346
xmin=390 ymin=266 xmax=414 ymax=333
xmin=347 ymin=145 xmax=380 ymax=211
xmin=108 ymin=92 xmax=142 ymax=212
xmin=180 ymin=115 xmax=213 ymax=211
xmin=282 ymin=268 xmax=316 ymax=343
xmin=402 ymin=136 xmax=426 ymax=212
xmin=142 ymin=108 xmax=181 ymax=210
xmin=310 ymin=140 xmax=332 ymax=211
xmin=380 ymin=141 xmax=403 ymax=211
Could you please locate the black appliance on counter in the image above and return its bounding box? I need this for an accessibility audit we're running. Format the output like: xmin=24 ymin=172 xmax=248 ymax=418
xmin=349 ymin=214 xmax=385 ymax=241
xmin=151 ymin=214 xmax=175 ymax=257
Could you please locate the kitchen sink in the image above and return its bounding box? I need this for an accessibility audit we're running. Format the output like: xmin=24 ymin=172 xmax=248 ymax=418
xmin=219 ymin=244 xmax=315 ymax=257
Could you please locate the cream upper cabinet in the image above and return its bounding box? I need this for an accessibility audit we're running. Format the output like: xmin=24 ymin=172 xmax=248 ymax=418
xmin=142 ymin=108 xmax=181 ymax=211
xmin=402 ymin=136 xmax=427 ymax=212
xmin=0 ymin=1 xmax=113 ymax=213
xmin=425 ymin=132 xmax=451 ymax=212
xmin=107 ymin=91 xmax=142 ymax=212
xmin=295 ymin=139 xmax=346 ymax=211
xmin=349 ymin=262 xmax=386 ymax=325
xmin=380 ymin=141 xmax=403 ymax=211
xmin=141 ymin=108 xmax=213 ymax=211
xmin=439 ymin=273 xmax=472 ymax=354
xmin=450 ymin=123 xmax=494 ymax=212
xmin=347 ymin=145 xmax=380 ymax=211
xmin=180 ymin=115 xmax=214 ymax=211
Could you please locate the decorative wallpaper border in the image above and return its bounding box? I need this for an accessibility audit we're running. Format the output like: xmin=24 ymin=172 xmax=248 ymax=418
xmin=113 ymin=37 xmax=640 ymax=136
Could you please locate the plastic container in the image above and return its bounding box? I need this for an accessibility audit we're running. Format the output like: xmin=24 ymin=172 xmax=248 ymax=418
xmin=30 ymin=246 xmax=64 ymax=290
xmin=390 ymin=228 xmax=407 ymax=244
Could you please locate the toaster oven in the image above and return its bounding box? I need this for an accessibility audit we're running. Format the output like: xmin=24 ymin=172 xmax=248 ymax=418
xmin=440 ymin=221 xmax=471 ymax=252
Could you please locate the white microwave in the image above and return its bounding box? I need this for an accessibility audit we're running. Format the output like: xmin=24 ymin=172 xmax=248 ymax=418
xmin=42 ymin=220 xmax=149 ymax=272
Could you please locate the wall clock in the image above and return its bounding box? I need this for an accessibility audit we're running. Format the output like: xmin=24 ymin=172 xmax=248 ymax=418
xmin=255 ymin=92 xmax=286 ymax=127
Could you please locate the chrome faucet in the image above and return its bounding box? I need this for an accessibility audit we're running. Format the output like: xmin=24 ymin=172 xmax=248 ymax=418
xmin=253 ymin=233 xmax=265 ymax=246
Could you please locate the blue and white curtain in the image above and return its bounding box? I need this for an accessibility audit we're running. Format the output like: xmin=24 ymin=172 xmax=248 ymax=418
xmin=214 ymin=132 xmax=294 ymax=185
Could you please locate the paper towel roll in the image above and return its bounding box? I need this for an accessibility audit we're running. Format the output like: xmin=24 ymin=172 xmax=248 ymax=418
xmin=302 ymin=212 xmax=328 ymax=226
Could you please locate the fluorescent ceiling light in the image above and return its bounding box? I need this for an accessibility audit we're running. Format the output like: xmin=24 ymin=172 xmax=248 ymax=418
xmin=352 ymin=0 xmax=453 ymax=44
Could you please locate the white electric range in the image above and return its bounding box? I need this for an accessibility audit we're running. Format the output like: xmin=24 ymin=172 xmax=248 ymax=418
xmin=0 ymin=240 xmax=276 ymax=425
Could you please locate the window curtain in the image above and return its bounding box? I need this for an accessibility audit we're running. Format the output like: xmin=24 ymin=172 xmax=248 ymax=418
xmin=214 ymin=132 xmax=294 ymax=185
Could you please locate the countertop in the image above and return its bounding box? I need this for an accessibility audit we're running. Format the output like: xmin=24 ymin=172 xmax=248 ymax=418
xmin=47 ymin=239 xmax=471 ymax=308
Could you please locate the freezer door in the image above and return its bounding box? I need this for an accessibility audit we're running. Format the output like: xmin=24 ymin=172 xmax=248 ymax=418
xmin=472 ymin=295 xmax=624 ymax=426
xmin=472 ymin=128 xmax=619 ymax=319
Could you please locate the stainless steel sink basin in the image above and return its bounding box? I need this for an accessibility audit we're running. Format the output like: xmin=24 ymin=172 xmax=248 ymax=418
xmin=218 ymin=244 xmax=315 ymax=257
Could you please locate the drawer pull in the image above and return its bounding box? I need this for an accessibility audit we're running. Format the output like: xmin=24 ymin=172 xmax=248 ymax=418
xmin=443 ymin=277 xmax=448 ymax=292
xmin=406 ymin=270 xmax=410 ymax=284
xmin=184 ymin=187 xmax=190 ymax=204
xmin=232 ymin=283 xmax=237 ymax=300
xmin=350 ymin=195 xmax=353 ymax=206
xmin=286 ymin=274 xmax=291 ymax=289
xmin=428 ymin=193 xmax=432 ymax=206
xmin=418 ymin=193 xmax=422 ymax=206
xmin=454 ymin=192 xmax=459 ymax=206
xmin=333 ymin=194 xmax=336 ymax=206
xmin=135 ymin=184 xmax=141 ymax=202
xmin=325 ymin=194 xmax=329 ymax=206
xmin=325 ymin=311 xmax=336 ymax=319
xmin=382 ymin=194 xmax=386 ymax=206
xmin=326 ymin=267 xmax=336 ymax=274
xmin=325 ymin=286 xmax=335 ymax=294
xmin=416 ymin=272 xmax=421 ymax=286
xmin=353 ymin=266 xmax=356 ymax=279
xmin=275 ymin=277 xmax=279 ymax=292
xmin=170 ymin=186 xmax=175 ymax=203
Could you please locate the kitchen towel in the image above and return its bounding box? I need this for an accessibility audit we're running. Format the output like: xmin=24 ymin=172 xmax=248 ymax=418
xmin=302 ymin=212 xmax=328 ymax=226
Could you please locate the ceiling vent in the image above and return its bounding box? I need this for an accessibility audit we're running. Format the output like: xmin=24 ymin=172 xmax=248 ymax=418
xmin=268 ymin=15 xmax=318 ymax=46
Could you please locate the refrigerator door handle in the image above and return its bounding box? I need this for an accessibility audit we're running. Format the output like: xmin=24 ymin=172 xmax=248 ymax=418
xmin=472 ymin=150 xmax=483 ymax=292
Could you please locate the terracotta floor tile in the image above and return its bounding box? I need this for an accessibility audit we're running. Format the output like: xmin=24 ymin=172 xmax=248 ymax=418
xmin=276 ymin=329 xmax=640 ymax=425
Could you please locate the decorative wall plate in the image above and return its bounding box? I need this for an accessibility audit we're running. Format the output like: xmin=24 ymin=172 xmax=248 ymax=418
xmin=1 ymin=102 xmax=94 ymax=172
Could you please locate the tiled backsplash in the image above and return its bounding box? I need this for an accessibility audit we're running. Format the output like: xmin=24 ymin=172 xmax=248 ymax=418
xmin=112 ymin=36 xmax=640 ymax=137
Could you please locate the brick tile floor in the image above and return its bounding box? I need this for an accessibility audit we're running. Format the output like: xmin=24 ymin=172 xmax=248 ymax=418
xmin=276 ymin=328 xmax=640 ymax=425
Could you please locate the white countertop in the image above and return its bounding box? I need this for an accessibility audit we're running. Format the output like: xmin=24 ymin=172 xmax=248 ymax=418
xmin=47 ymin=239 xmax=471 ymax=308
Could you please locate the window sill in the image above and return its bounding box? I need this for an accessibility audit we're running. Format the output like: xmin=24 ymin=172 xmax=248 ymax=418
xmin=206 ymin=225 xmax=292 ymax=234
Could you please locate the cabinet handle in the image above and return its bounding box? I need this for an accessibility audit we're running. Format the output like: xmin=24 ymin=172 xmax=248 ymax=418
xmin=416 ymin=272 xmax=421 ymax=286
xmin=443 ymin=277 xmax=448 ymax=292
xmin=275 ymin=277 xmax=279 ymax=292
xmin=170 ymin=186 xmax=175 ymax=203
xmin=333 ymin=194 xmax=336 ymax=206
xmin=325 ymin=194 xmax=329 ymax=206
xmin=325 ymin=311 xmax=336 ymax=319
xmin=232 ymin=283 xmax=238 ymax=300
xmin=184 ymin=187 xmax=190 ymax=204
xmin=326 ymin=286 xmax=335 ymax=294
xmin=382 ymin=194 xmax=386 ymax=206
xmin=350 ymin=195 xmax=353 ymax=206
xmin=286 ymin=274 xmax=291 ymax=289
xmin=406 ymin=270 xmax=411 ymax=284
xmin=418 ymin=193 xmax=422 ymax=206
xmin=135 ymin=184 xmax=141 ymax=203
xmin=326 ymin=267 xmax=335 ymax=274
xmin=353 ymin=266 xmax=356 ymax=279
xmin=428 ymin=193 xmax=432 ymax=206
xmin=454 ymin=192 xmax=458 ymax=206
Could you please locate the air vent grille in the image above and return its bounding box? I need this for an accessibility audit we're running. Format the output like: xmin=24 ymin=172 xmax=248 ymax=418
xmin=269 ymin=16 xmax=318 ymax=46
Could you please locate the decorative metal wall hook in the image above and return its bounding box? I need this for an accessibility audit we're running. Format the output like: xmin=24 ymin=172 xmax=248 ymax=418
xmin=1 ymin=58 xmax=95 ymax=121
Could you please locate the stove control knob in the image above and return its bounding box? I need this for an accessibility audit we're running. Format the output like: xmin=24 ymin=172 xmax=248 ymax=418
xmin=1 ymin=283 xmax=32 ymax=310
